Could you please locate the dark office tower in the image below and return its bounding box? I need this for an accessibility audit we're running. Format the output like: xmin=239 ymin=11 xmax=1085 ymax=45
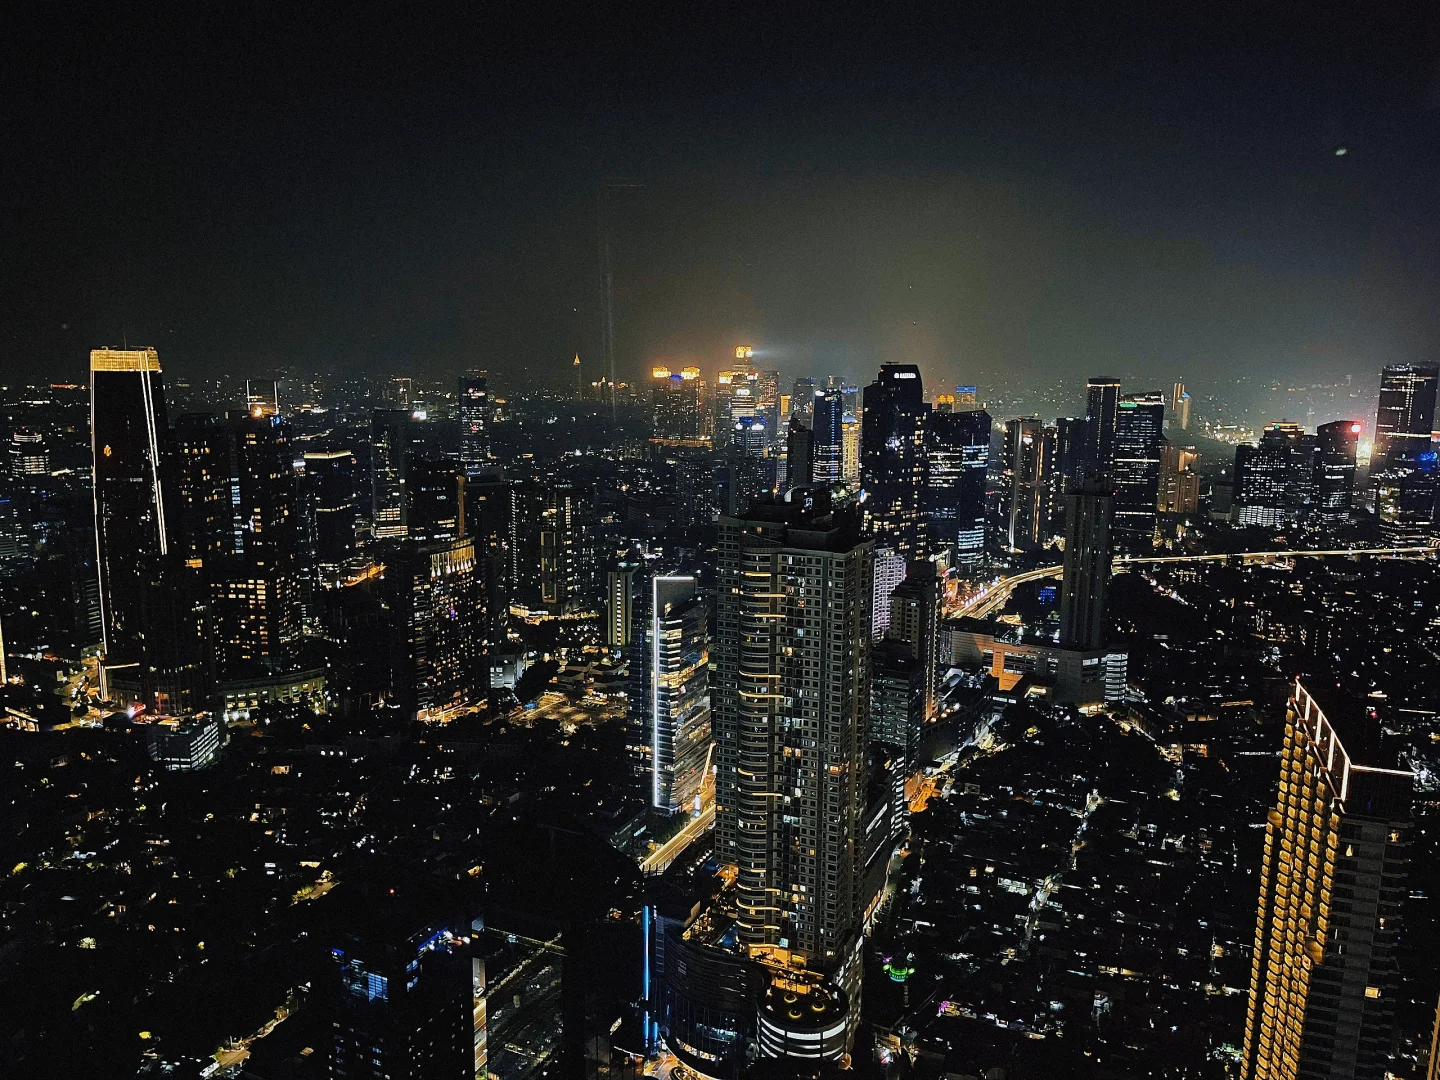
xmin=887 ymin=562 xmax=939 ymax=721
xmin=1374 ymin=363 xmax=1438 ymax=469
xmin=387 ymin=535 xmax=480 ymax=720
xmin=1110 ymin=392 xmax=1165 ymax=549
xmin=540 ymin=484 xmax=596 ymax=615
xmin=785 ymin=416 xmax=814 ymax=492
xmin=303 ymin=450 xmax=357 ymax=573
xmin=715 ymin=492 xmax=872 ymax=991
xmin=215 ymin=414 xmax=302 ymax=675
xmin=328 ymin=886 xmax=480 ymax=1080
xmin=999 ymin=418 xmax=1052 ymax=551
xmin=464 ymin=473 xmax=513 ymax=627
xmin=860 ymin=363 xmax=929 ymax=558
xmin=1315 ymin=421 xmax=1360 ymax=519
xmin=90 ymin=347 xmax=171 ymax=665
xmin=369 ymin=409 xmax=416 ymax=539
xmin=137 ymin=555 xmax=213 ymax=717
xmin=925 ymin=408 xmax=991 ymax=566
xmin=406 ymin=456 xmax=466 ymax=542
xmin=459 ymin=370 xmax=490 ymax=474
xmin=172 ymin=413 xmax=232 ymax=572
xmin=1058 ymin=482 xmax=1113 ymax=651
xmin=1050 ymin=415 xmax=1092 ymax=528
xmin=791 ymin=377 xmax=816 ymax=418
xmin=649 ymin=575 xmax=712 ymax=815
xmin=812 ymin=387 xmax=846 ymax=484
xmin=1084 ymin=376 xmax=1122 ymax=477
xmin=1241 ymin=681 xmax=1413 ymax=1080
xmin=871 ymin=638 xmax=923 ymax=836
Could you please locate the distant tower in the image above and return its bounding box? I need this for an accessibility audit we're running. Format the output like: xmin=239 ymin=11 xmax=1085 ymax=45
xmin=1315 ymin=420 xmax=1360 ymax=519
xmin=459 ymin=370 xmax=490 ymax=474
xmin=574 ymin=354 xmax=583 ymax=400
xmin=1241 ymin=681 xmax=1413 ymax=1080
xmin=860 ymin=364 xmax=929 ymax=558
xmin=1085 ymin=376 xmax=1121 ymax=477
xmin=90 ymin=347 xmax=171 ymax=666
xmin=1058 ymin=482 xmax=1113 ymax=652
xmin=1111 ymin=391 xmax=1166 ymax=549
xmin=1374 ymin=364 xmax=1438 ymax=469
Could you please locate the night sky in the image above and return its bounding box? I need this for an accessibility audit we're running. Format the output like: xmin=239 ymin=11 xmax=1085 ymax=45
xmin=3 ymin=3 xmax=1439 ymax=393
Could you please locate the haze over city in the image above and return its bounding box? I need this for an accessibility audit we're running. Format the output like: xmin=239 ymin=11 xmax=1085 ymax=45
xmin=3 ymin=6 xmax=1440 ymax=1080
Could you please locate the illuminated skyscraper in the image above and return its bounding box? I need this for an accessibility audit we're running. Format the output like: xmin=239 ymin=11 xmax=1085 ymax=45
xmin=925 ymin=407 xmax=991 ymax=565
xmin=7 ymin=429 xmax=48 ymax=478
xmin=811 ymin=387 xmax=845 ymax=485
xmin=459 ymin=370 xmax=490 ymax=474
xmin=90 ymin=347 xmax=171 ymax=665
xmin=1085 ymin=375 xmax=1121 ymax=477
xmin=386 ymin=535 xmax=480 ymax=720
xmin=604 ymin=559 xmax=636 ymax=648
xmin=1110 ymin=391 xmax=1165 ymax=548
xmin=651 ymin=366 xmax=702 ymax=438
xmin=860 ymin=364 xmax=929 ymax=558
xmin=648 ymin=575 xmax=711 ymax=815
xmin=213 ymin=413 xmax=302 ymax=675
xmin=841 ymin=414 xmax=861 ymax=482
xmin=1373 ymin=364 xmax=1438 ymax=470
xmin=1315 ymin=421 xmax=1360 ymax=519
xmin=1241 ymin=681 xmax=1413 ymax=1080
xmin=1157 ymin=443 xmax=1200 ymax=515
xmin=715 ymin=492 xmax=873 ymax=982
xmin=1235 ymin=425 xmax=1316 ymax=528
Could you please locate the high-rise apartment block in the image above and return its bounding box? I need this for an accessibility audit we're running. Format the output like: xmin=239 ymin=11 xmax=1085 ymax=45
xmin=1241 ymin=681 xmax=1413 ymax=1080
xmin=715 ymin=492 xmax=873 ymax=986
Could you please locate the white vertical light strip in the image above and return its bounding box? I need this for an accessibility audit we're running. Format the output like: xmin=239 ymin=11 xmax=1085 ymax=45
xmin=90 ymin=366 xmax=109 ymax=659
xmin=140 ymin=367 xmax=168 ymax=554
xmin=652 ymin=575 xmax=662 ymax=810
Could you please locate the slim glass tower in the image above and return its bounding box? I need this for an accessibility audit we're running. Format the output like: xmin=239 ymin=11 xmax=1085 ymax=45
xmin=459 ymin=370 xmax=490 ymax=474
xmin=650 ymin=576 xmax=711 ymax=815
xmin=860 ymin=364 xmax=929 ymax=558
xmin=90 ymin=347 xmax=171 ymax=664
xmin=1057 ymin=482 xmax=1113 ymax=651
xmin=1110 ymin=391 xmax=1165 ymax=548
xmin=1085 ymin=375 xmax=1121 ymax=477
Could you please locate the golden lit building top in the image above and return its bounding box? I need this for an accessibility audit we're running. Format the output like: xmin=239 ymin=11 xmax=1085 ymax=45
xmin=91 ymin=347 xmax=160 ymax=373
xmin=735 ymin=345 xmax=754 ymax=360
